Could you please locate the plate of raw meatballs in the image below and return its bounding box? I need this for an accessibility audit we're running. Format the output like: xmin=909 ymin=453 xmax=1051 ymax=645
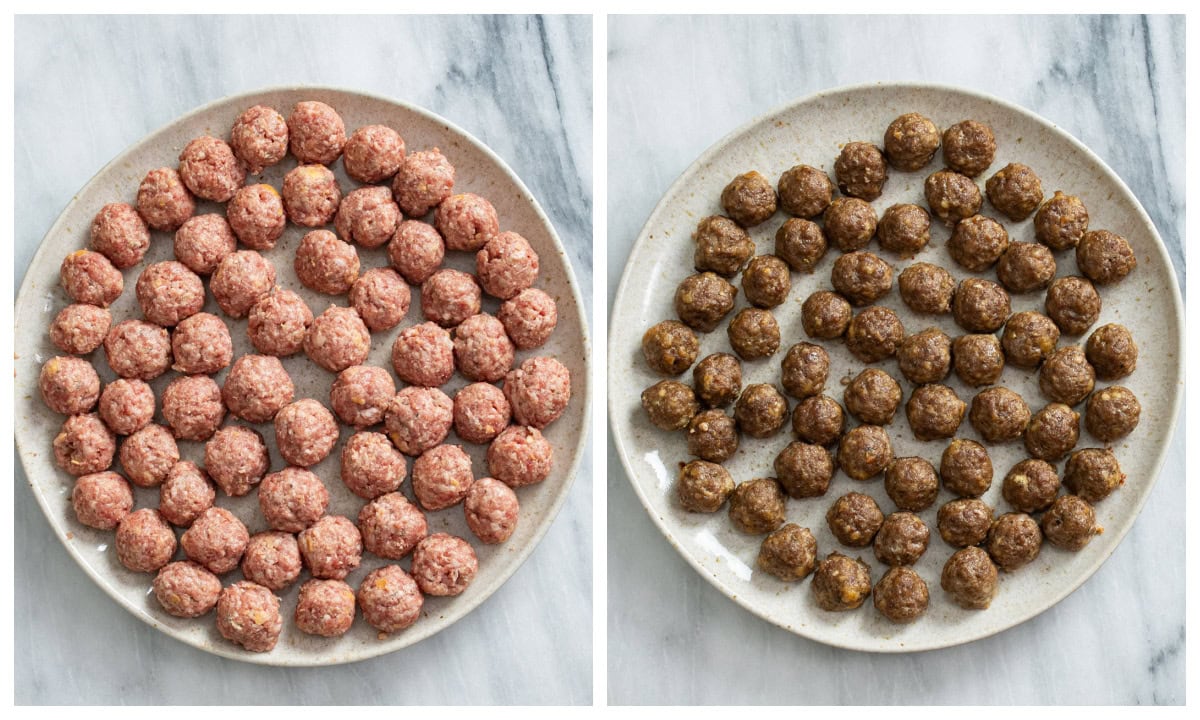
xmin=610 ymin=82 xmax=1181 ymax=652
xmin=16 ymin=86 xmax=589 ymax=665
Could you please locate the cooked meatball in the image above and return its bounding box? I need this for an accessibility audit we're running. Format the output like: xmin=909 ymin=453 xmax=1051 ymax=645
xmin=259 ymin=466 xmax=330 ymax=534
xmin=1085 ymin=386 xmax=1141 ymax=442
xmin=791 ymin=395 xmax=845 ymax=446
xmin=800 ymin=290 xmax=853 ymax=339
xmin=90 ymin=202 xmax=150 ymax=269
xmin=211 ymin=250 xmax=276 ymax=319
xmin=874 ymin=566 xmax=930 ymax=623
xmin=953 ymin=277 xmax=1010 ymax=333
xmin=1001 ymin=311 xmax=1060 ymax=368
xmin=50 ymin=303 xmax=112 ymax=356
xmin=692 ymin=352 xmax=742 ymax=408
xmin=874 ymin=512 xmax=930 ymax=566
xmin=941 ymin=546 xmax=998 ymax=609
xmin=845 ymin=306 xmax=904 ymax=363
xmin=986 ymin=163 xmax=1043 ymax=221
xmin=230 ymin=105 xmax=288 ymax=174
xmin=948 ymin=214 xmax=1009 ymax=272
xmin=835 ymin=141 xmax=888 ymax=200
xmin=137 ymin=167 xmax=195 ymax=232
xmin=1002 ymin=459 xmax=1060 ymax=514
xmin=673 ymin=273 xmax=736 ymax=332
xmin=676 ymin=460 xmax=735 ymax=512
xmin=1035 ymin=191 xmax=1089 ymax=250
xmin=240 ymin=532 xmax=303 ymax=591
xmin=837 ymin=424 xmax=892 ymax=480
xmin=453 ymin=382 xmax=512 ymax=445
xmin=153 ymin=561 xmax=222 ymax=618
xmin=216 ymin=581 xmax=282 ymax=653
xmin=435 ymin=193 xmax=499 ymax=252
xmin=780 ymin=342 xmax=829 ymax=399
xmin=898 ymin=262 xmax=955 ymax=315
xmin=728 ymin=478 xmax=786 ymax=535
xmin=641 ymin=380 xmax=699 ymax=431
xmin=986 ymin=513 xmax=1042 ymax=572
xmin=203 ymin=425 xmax=269 ymax=497
xmin=158 ymin=460 xmax=215 ymax=528
xmin=774 ymin=218 xmax=827 ymax=273
xmin=742 ymin=255 xmax=791 ymax=308
xmin=295 ymin=230 xmax=359 ymax=296
xmin=997 ymin=242 xmax=1057 ymax=294
xmin=906 ymin=384 xmax=967 ymax=441
xmin=1045 ymin=276 xmax=1102 ymax=336
xmin=1039 ymin=346 xmax=1096 ymax=406
xmin=720 ymin=170 xmax=777 ymax=227
xmin=823 ymin=197 xmax=878 ymax=252
xmin=877 ymin=203 xmax=931 ymax=257
xmin=282 ymin=164 xmax=342 ymax=227
xmin=54 ymin=413 xmax=116 ymax=477
xmin=358 ymin=565 xmax=424 ymax=633
xmin=72 ymin=470 xmax=134 ymax=530
xmin=940 ymin=438 xmax=993 ymax=498
xmin=504 ymin=356 xmax=570 ymax=429
xmin=476 ymin=231 xmax=539 ymax=300
xmin=884 ymin=457 xmax=939 ymax=512
xmin=774 ymin=442 xmax=834 ymax=499
xmin=391 ymin=322 xmax=455 ymax=387
xmin=392 ymin=147 xmax=455 ymax=217
xmin=727 ymin=307 xmax=780 ymax=360
xmin=358 ymin=492 xmax=427 ymax=558
xmin=1086 ymin=324 xmax=1138 ymax=380
xmin=39 ymin=356 xmax=100 ymax=415
xmin=226 ymin=184 xmax=287 ymax=251
xmin=411 ymin=533 xmax=477 ymax=597
xmin=1077 ymin=229 xmax=1137 ymax=285
xmin=843 ymin=368 xmax=902 ymax=425
xmin=498 ymin=288 xmax=558 ymax=351
xmin=1041 ymin=495 xmax=1099 ymax=551
xmin=385 ymin=386 xmax=453 ymax=457
xmin=222 ymin=354 xmax=295 ymax=423
xmin=171 ymin=312 xmax=233 ymax=375
xmin=897 ymin=327 xmax=952 ymax=384
xmin=464 ymin=477 xmax=520 ymax=545
xmin=757 ymin=524 xmax=818 ymax=581
xmin=692 ymin=215 xmax=755 ymax=276
xmin=412 ymin=444 xmax=474 ymax=511
xmin=812 ymin=553 xmax=872 ymax=611
xmin=173 ymin=214 xmax=236 ymax=276
xmin=341 ymin=431 xmax=407 ymax=499
xmin=454 ymin=313 xmax=515 ymax=383
xmin=181 ymin=506 xmax=249 ymax=575
xmin=686 ymin=409 xmax=739 ymax=463
xmin=299 ymin=515 xmax=363 ymax=580
xmin=831 ymin=251 xmax=893 ymax=306
xmin=294 ymin=579 xmax=357 ymax=638
xmin=925 ymin=169 xmax=982 ymax=225
xmin=342 ymin=124 xmax=406 ymax=183
xmin=969 ymin=387 xmax=1031 ymax=443
xmin=941 ymin=120 xmax=996 ymax=177
xmin=777 ymin=164 xmax=833 ymax=218
xmin=288 ymin=100 xmax=346 ymax=164
xmin=1064 ymin=447 xmax=1125 ymax=504
xmin=161 ymin=375 xmax=225 ymax=441
xmin=104 ymin=319 xmax=172 ymax=380
xmin=827 ymin=492 xmax=884 ymax=548
xmin=953 ymin=333 xmax=1005 ymax=387
xmin=1025 ymin=402 xmax=1080 ymax=461
xmin=389 ymin=220 xmax=446 ymax=285
xmin=116 ymin=509 xmax=177 ymax=573
xmin=178 ymin=136 xmax=244 ymax=202
xmin=937 ymin=498 xmax=994 ymax=547
xmin=61 ymin=249 xmax=125 ymax=309
xmin=304 ymin=305 xmax=371 ymax=373
xmin=119 ymin=424 xmax=178 ymax=488
xmin=734 ymin=383 xmax=788 ymax=439
xmin=884 ymin=112 xmax=940 ymax=170
xmin=330 ymin=365 xmax=395 ymax=429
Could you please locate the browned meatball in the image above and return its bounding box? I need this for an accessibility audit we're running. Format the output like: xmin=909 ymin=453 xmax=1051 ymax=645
xmin=1035 ymin=191 xmax=1089 ymax=250
xmin=906 ymin=384 xmax=967 ymax=441
xmin=1064 ymin=447 xmax=1125 ymax=503
xmin=674 ymin=272 xmax=736 ymax=332
xmin=780 ymin=342 xmax=829 ymax=399
xmin=641 ymin=380 xmax=700 ymax=431
xmin=925 ymin=169 xmax=982 ymax=225
xmin=969 ymin=387 xmax=1031 ymax=443
xmin=1025 ymin=402 xmax=1080 ymax=461
xmin=757 ymin=524 xmax=818 ymax=581
xmin=741 ymin=255 xmax=791 ymax=308
xmin=843 ymin=368 xmax=902 ymax=425
xmin=831 ymin=251 xmax=893 ymax=306
xmin=874 ymin=512 xmax=930 ymax=566
xmin=642 ymin=320 xmax=699 ymax=375
xmin=941 ymin=439 xmax=993 ymax=497
xmin=734 ymin=384 xmax=789 ymax=438
xmin=676 ymin=460 xmax=735 ymax=513
xmin=997 ymin=242 xmax=1056 ymax=294
xmin=728 ymin=478 xmax=786 ymax=534
xmin=941 ymin=546 xmax=998 ymax=609
xmin=986 ymin=163 xmax=1043 ymax=221
xmin=774 ymin=442 xmax=834 ymax=499
xmin=727 ymin=308 xmax=780 ymax=360
xmin=953 ymin=333 xmax=1005 ymax=387
xmin=884 ymin=457 xmax=939 ymax=512
xmin=1085 ymin=386 xmax=1141 ymax=442
xmin=986 ymin=513 xmax=1042 ymax=572
xmin=884 ymin=113 xmax=939 ymax=171
xmin=897 ymin=327 xmax=951 ymax=384
xmin=1041 ymin=495 xmax=1099 ymax=551
xmin=774 ymin=219 xmax=827 ymax=273
xmin=693 ymin=216 xmax=755 ymax=277
xmin=948 ymin=215 xmax=1008 ymax=272
xmin=1045 ymin=276 xmax=1101 ymax=336
xmin=686 ymin=410 xmax=739 ymax=463
xmin=837 ymin=424 xmax=892 ymax=481
xmin=873 ymin=566 xmax=929 ymax=623
xmin=1039 ymin=346 xmax=1095 ymax=406
xmin=1002 ymin=459 xmax=1060 ymax=514
xmin=827 ymin=492 xmax=884 ymax=548
xmin=1001 ymin=311 xmax=1060 ymax=368
xmin=791 ymin=395 xmax=845 ymax=446
xmin=692 ymin=353 xmax=741 ymax=407
xmin=941 ymin=120 xmax=996 ymax=177
xmin=938 ymin=498 xmax=994 ymax=547
xmin=835 ymin=142 xmax=888 ymax=200
xmin=1086 ymin=324 xmax=1138 ymax=380
xmin=777 ymin=165 xmax=833 ymax=218
xmin=898 ymin=262 xmax=955 ymax=315
xmin=801 ymin=291 xmax=852 ymax=339
xmin=812 ymin=553 xmax=872 ymax=611
xmin=1077 ymin=229 xmax=1137 ymax=285
xmin=877 ymin=204 xmax=931 ymax=257
xmin=721 ymin=171 xmax=777 ymax=227
xmin=846 ymin=306 xmax=904 ymax=363
xmin=953 ymin=278 xmax=1010 ymax=333
xmin=823 ymin=197 xmax=877 ymax=252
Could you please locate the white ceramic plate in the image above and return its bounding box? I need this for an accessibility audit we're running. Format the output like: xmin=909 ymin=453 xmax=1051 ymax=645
xmin=609 ymin=83 xmax=1181 ymax=652
xmin=15 ymin=86 xmax=590 ymax=666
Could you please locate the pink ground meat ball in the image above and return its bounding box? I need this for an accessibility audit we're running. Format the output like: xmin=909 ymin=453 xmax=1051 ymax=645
xmin=340 ymin=431 xmax=407 ymax=499
xmin=39 ymin=356 xmax=100 ymax=415
xmin=343 ymin=124 xmax=406 ymax=183
xmin=116 ymin=508 xmax=178 ymax=573
xmin=217 ymin=581 xmax=282 ymax=653
xmin=411 ymin=444 xmax=474 ymax=511
xmin=411 ymin=533 xmax=478 ymax=597
xmin=464 ymin=477 xmax=520 ymax=544
xmin=161 ymin=375 xmax=225 ymax=441
xmin=104 ymin=319 xmax=172 ymax=380
xmin=487 ymin=425 xmax=553 ymax=487
xmin=211 ymin=250 xmax=277 ymax=318
xmin=50 ymin=303 xmax=112 ymax=355
xmin=54 ymin=413 xmax=116 ymax=476
xmin=335 ymin=186 xmax=402 ymax=248
xmin=453 ymin=382 xmax=512 ymax=444
xmin=98 ymin=378 xmax=155 ymax=436
xmin=504 ymin=356 xmax=571 ymax=429
xmin=226 ymin=184 xmax=287 ymax=250
xmin=171 ymin=312 xmax=233 ymax=375
xmin=453 ymin=313 xmax=515 ymax=382
xmin=476 ymin=231 xmax=539 ymax=300
xmin=283 ymin=164 xmax=342 ymax=227
xmin=204 ymin=425 xmax=270 ymax=496
xmin=272 ymin=397 xmax=340 ymax=475
xmin=435 ymin=193 xmax=499 ymax=252
xmin=288 ymin=100 xmax=346 ymax=165
xmin=389 ymin=220 xmax=446 ymax=285
xmin=421 ymin=268 xmax=482 ymax=328
xmin=304 ymin=305 xmax=371 ymax=373
xmin=392 ymin=148 xmax=456 ymax=217
xmin=137 ymin=167 xmax=195 ymax=232
xmin=259 ymin=466 xmax=330 ymax=532
xmin=178 ymin=135 xmax=246 ymax=202
xmin=181 ymin=506 xmax=250 ymax=574
xmin=174 ymin=214 xmax=237 ymax=275
xmin=295 ymin=229 xmax=359 ymax=295
xmin=349 ymin=268 xmax=410 ymax=333
xmin=90 ymin=202 xmax=150 ymax=269
xmin=247 ymin=289 xmax=313 ymax=357
xmin=158 ymin=460 xmax=215 ymax=527
xmin=299 ymin=515 xmax=363 ymax=580
xmin=153 ymin=561 xmax=222 ymax=618
xmin=385 ymin=386 xmax=454 ymax=457
xmin=330 ymin=365 xmax=395 ymax=428
xmin=391 ymin=321 xmax=455 ymax=387
xmin=358 ymin=492 xmax=427 ymax=559
xmin=60 ymin=249 xmax=123 ymax=307
xmin=136 ymin=261 xmax=205 ymax=327
xmin=72 ymin=470 xmax=134 ymax=530
xmin=295 ymin=579 xmax=357 ymax=637
xmin=222 ymin=354 xmax=295 ymax=423
xmin=230 ymin=105 xmax=289 ymax=174
xmin=358 ymin=565 xmax=424 ymax=633
xmin=120 ymin=424 xmax=179 ymax=488
xmin=241 ymin=531 xmax=303 ymax=591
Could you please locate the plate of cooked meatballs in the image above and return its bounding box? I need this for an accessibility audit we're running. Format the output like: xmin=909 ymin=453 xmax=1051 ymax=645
xmin=16 ymin=86 xmax=588 ymax=665
xmin=609 ymin=82 xmax=1181 ymax=651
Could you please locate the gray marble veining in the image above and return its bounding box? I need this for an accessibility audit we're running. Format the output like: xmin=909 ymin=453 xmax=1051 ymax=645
xmin=15 ymin=14 xmax=592 ymax=705
xmin=607 ymin=14 xmax=1183 ymax=705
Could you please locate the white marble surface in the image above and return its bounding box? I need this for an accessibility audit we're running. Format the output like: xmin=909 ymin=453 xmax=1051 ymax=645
xmin=14 ymin=15 xmax=592 ymax=705
xmin=607 ymin=15 xmax=1184 ymax=705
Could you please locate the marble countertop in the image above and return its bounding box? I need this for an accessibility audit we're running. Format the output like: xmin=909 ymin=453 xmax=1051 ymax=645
xmin=607 ymin=15 xmax=1184 ymax=705
xmin=14 ymin=15 xmax=592 ymax=705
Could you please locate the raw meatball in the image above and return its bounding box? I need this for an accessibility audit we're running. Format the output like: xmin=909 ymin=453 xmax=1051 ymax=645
xmin=295 ymin=230 xmax=359 ymax=295
xmin=1035 ymin=191 xmax=1089 ymax=250
xmin=241 ymin=532 xmax=303 ymax=591
xmin=897 ymin=327 xmax=952 ymax=384
xmin=905 ymin=384 xmax=967 ymax=441
xmin=350 ymin=268 xmax=410 ymax=333
xmin=948 ymin=214 xmax=1008 ymax=272
xmin=274 ymin=399 xmax=339 ymax=468
xmin=389 ymin=220 xmax=446 ymax=285
xmin=222 ymin=354 xmax=294 ymax=423
xmin=329 ymin=365 xmax=394 ymax=429
xmin=953 ymin=277 xmax=1010 ymax=333
xmin=343 ymin=124 xmax=406 ymax=183
xmin=259 ymin=466 xmax=330 ymax=533
xmin=884 ymin=457 xmax=939 ymax=512
xmin=837 ymin=424 xmax=892 ymax=480
xmin=299 ymin=515 xmax=363 ymax=580
xmin=843 ymin=368 xmax=902 ymax=425
xmin=229 ymin=105 xmax=288 ymax=174
xmin=498 ymin=288 xmax=557 ymax=350
xmin=800 ymin=290 xmax=853 ymax=339
xmin=674 ymin=272 xmax=737 ymax=332
xmin=39 ymin=355 xmax=100 ymax=415
xmin=248 ymin=289 xmax=313 ymax=357
xmin=104 ymin=319 xmax=171 ymax=380
xmin=728 ymin=478 xmax=786 ymax=535
xmin=741 ymin=255 xmax=791 ymax=308
xmin=435 ymin=193 xmax=499 ymax=251
xmin=358 ymin=565 xmax=424 ymax=633
xmin=969 ymin=387 xmax=1031 ymax=443
xmin=211 ymin=250 xmax=276 ymax=319
xmin=774 ymin=441 xmax=834 ymax=499
xmin=774 ymin=218 xmax=827 ymax=272
xmin=204 ymin=425 xmax=269 ymax=497
xmin=986 ymin=513 xmax=1042 ymax=572
xmin=50 ymin=303 xmax=112 ymax=355
xmin=55 ymin=413 xmax=117 ymax=476
xmin=153 ymin=561 xmax=222 ymax=618
xmin=877 ymin=203 xmax=931 ymax=257
xmin=777 ymin=164 xmax=833 ymax=218
xmin=412 ymin=444 xmax=474 ymax=510
xmin=953 ymin=333 xmax=1005 ymax=387
xmin=60 ymin=250 xmax=123 ymax=307
xmin=181 ymin=507 xmax=249 ymax=574
xmin=464 ymin=477 xmax=520 ymax=544
xmin=341 ymin=431 xmax=407 ymax=499
xmin=874 ymin=512 xmax=930 ymax=566
xmin=1085 ymin=386 xmax=1141 ymax=442
xmin=734 ymin=383 xmax=788 ymax=438
xmin=119 ymin=424 xmax=178 ymax=488
xmin=941 ymin=546 xmax=998 ymax=610
xmin=358 ymin=492 xmax=427 ymax=558
xmin=693 ymin=215 xmax=755 ymax=276
xmin=72 ymin=470 xmax=133 ymax=530
xmin=780 ymin=342 xmax=829 ymax=399
xmin=335 ymin=186 xmax=402 ymax=249
xmin=411 ymin=533 xmax=478 ymax=596
xmin=454 ymin=313 xmax=515 ymax=382
xmin=941 ymin=120 xmax=996 ymax=177
xmin=898 ymin=262 xmax=955 ymax=315
xmin=986 ymin=163 xmax=1043 ymax=221
xmin=1086 ymin=324 xmax=1138 ymax=380
xmin=643 ymin=320 xmax=699 ymax=374
xmin=835 ymin=141 xmax=888 ymax=200
xmin=392 ymin=322 xmax=455 ymax=387
xmin=158 ymin=460 xmax=215 ymax=528
xmin=161 ymin=375 xmax=225 ymax=441
xmin=812 ymin=553 xmax=872 ymax=611
xmin=997 ymin=242 xmax=1056 ymax=293
xmin=288 ymin=100 xmax=346 ymax=165
xmin=477 ymin=231 xmax=539 ymax=300
xmin=924 ymin=169 xmax=981 ymax=225
xmin=304 ymin=305 xmax=370 ymax=373
xmin=226 ymin=184 xmax=287 ymax=250
xmin=791 ymin=395 xmax=845 ymax=446
xmin=937 ymin=498 xmax=994 ymax=547
xmin=90 ymin=202 xmax=150 ymax=269
xmin=641 ymin=380 xmax=699 ymax=431
xmin=294 ymin=579 xmax=357 ymax=637
xmin=171 ymin=312 xmax=233 ymax=375
xmin=1001 ymin=311 xmax=1060 ymax=368
xmin=845 ymin=306 xmax=904 ymax=363
xmin=720 ymin=170 xmax=777 ymax=227
xmin=505 ymin=356 xmax=571 ymax=429
xmin=1041 ymin=495 xmax=1099 ymax=551
xmin=137 ymin=167 xmax=195 ymax=232
xmin=385 ymin=386 xmax=453 ymax=456
xmin=422 ymin=268 xmax=482 ymax=328
xmin=216 ymin=581 xmax=282 ymax=653
xmin=1045 ymin=276 xmax=1102 ymax=336
xmin=757 ymin=524 xmax=818 ymax=581
xmin=884 ymin=112 xmax=939 ymax=171
xmin=488 ymin=426 xmax=553 ymax=487
xmin=282 ymin=164 xmax=342 ymax=227
xmin=1002 ymin=459 xmax=1060 ymax=514
xmin=676 ymin=460 xmax=735 ymax=512
xmin=826 ymin=492 xmax=884 ymax=548
xmin=178 ymin=136 xmax=245 ymax=202
xmin=874 ymin=567 xmax=929 ymax=623
xmin=823 ymin=197 xmax=877 ymax=252
xmin=116 ymin=509 xmax=177 ymax=573
xmin=392 ymin=147 xmax=455 ymax=217
xmin=1064 ymin=448 xmax=1125 ymax=504
xmin=692 ymin=353 xmax=742 ymax=408
xmin=453 ymin=382 xmax=512 ymax=443
xmin=940 ymin=438 xmax=993 ymax=498
xmin=1025 ymin=402 xmax=1081 ymax=461
xmin=1039 ymin=346 xmax=1095 ymax=406
xmin=1077 ymin=229 xmax=1136 ymax=285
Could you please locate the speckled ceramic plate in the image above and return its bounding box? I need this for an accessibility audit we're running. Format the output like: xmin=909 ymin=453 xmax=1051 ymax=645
xmin=15 ymin=86 xmax=589 ymax=666
xmin=609 ymin=82 xmax=1181 ymax=652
